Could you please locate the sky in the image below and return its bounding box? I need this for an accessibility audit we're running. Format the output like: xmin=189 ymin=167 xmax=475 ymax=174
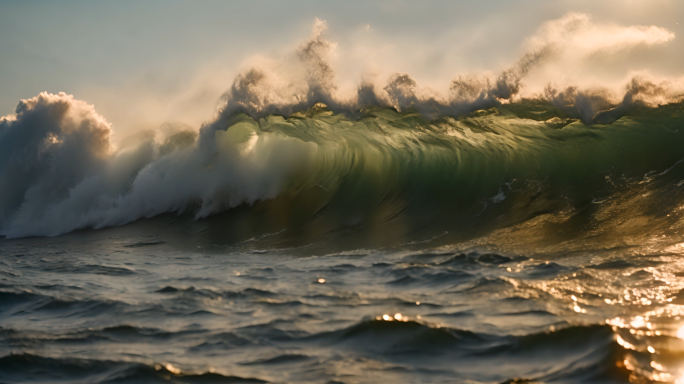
xmin=1 ymin=0 xmax=682 ymax=139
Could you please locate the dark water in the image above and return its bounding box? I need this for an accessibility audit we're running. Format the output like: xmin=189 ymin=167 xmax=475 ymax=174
xmin=3 ymin=221 xmax=684 ymax=383
xmin=3 ymin=98 xmax=684 ymax=383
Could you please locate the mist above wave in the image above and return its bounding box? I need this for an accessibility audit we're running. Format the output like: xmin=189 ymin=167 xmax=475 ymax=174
xmin=209 ymin=13 xmax=681 ymax=125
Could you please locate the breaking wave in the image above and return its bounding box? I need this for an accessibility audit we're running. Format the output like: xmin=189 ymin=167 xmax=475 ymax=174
xmin=1 ymin=13 xmax=683 ymax=246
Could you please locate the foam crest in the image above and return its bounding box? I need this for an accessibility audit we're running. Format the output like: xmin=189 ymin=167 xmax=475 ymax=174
xmin=0 ymin=92 xmax=112 ymax=232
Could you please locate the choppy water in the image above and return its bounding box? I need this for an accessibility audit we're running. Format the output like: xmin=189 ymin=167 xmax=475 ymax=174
xmin=4 ymin=219 xmax=684 ymax=384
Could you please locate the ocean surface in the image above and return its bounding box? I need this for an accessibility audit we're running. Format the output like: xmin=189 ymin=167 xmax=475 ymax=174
xmin=3 ymin=98 xmax=684 ymax=384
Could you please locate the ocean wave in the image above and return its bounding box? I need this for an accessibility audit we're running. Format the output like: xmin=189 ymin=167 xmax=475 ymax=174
xmin=1 ymin=13 xmax=684 ymax=250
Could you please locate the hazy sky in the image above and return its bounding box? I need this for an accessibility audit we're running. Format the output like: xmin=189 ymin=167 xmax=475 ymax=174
xmin=1 ymin=0 xmax=682 ymax=134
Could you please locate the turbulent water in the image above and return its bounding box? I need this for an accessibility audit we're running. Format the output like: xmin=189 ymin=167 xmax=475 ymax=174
xmin=3 ymin=12 xmax=684 ymax=384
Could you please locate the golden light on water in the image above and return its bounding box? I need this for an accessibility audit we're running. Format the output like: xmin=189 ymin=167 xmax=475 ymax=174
xmin=616 ymin=335 xmax=636 ymax=350
xmin=631 ymin=316 xmax=647 ymax=329
xmin=608 ymin=312 xmax=684 ymax=382
xmin=677 ymin=325 xmax=684 ymax=340
xmin=376 ymin=313 xmax=411 ymax=322
xmin=159 ymin=363 xmax=181 ymax=374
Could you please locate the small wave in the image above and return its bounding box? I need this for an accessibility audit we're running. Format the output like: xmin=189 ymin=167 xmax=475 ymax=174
xmin=458 ymin=277 xmax=517 ymax=293
xmin=155 ymin=286 xmax=278 ymax=300
xmin=237 ymin=320 xmax=310 ymax=342
xmin=298 ymin=319 xmax=628 ymax=383
xmin=0 ymin=291 xmax=129 ymax=322
xmin=240 ymin=354 xmax=312 ymax=366
xmin=386 ymin=270 xmax=474 ymax=288
xmin=42 ymin=264 xmax=138 ymax=276
xmin=0 ymin=290 xmax=41 ymax=312
xmin=523 ymin=262 xmax=572 ymax=278
xmin=588 ymin=260 xmax=635 ymax=270
xmin=188 ymin=332 xmax=254 ymax=352
xmin=424 ymin=310 xmax=477 ymax=318
xmin=0 ymin=353 xmax=267 ymax=384
xmin=122 ymin=241 xmax=166 ymax=248
xmin=436 ymin=254 xmax=485 ymax=269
